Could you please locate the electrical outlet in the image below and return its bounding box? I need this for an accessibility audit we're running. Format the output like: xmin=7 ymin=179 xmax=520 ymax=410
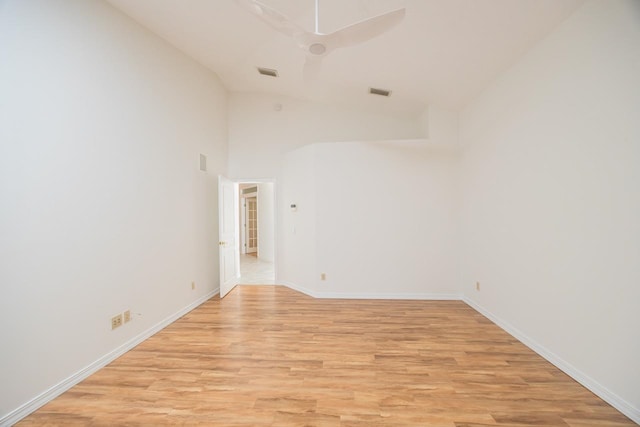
xmin=123 ymin=310 xmax=131 ymax=323
xmin=191 ymin=281 xmax=195 ymax=290
xmin=320 ymin=273 xmax=326 ymax=281
xmin=476 ymin=281 xmax=480 ymax=291
xmin=111 ymin=314 xmax=123 ymax=330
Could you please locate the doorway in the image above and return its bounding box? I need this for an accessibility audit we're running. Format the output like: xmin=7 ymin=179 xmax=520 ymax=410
xmin=238 ymin=182 xmax=275 ymax=284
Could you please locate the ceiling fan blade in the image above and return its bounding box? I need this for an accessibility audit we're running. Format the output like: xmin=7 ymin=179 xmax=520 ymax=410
xmin=325 ymin=8 xmax=406 ymax=50
xmin=303 ymin=55 xmax=322 ymax=84
xmin=236 ymin=0 xmax=307 ymax=38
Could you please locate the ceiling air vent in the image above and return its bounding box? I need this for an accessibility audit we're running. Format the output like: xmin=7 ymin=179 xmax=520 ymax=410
xmin=369 ymin=87 xmax=391 ymax=97
xmin=257 ymin=67 xmax=278 ymax=77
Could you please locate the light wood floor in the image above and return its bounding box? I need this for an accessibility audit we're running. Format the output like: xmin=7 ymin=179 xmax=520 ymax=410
xmin=19 ymin=286 xmax=634 ymax=426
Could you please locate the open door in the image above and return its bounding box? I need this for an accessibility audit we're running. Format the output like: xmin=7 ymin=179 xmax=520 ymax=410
xmin=218 ymin=175 xmax=238 ymax=298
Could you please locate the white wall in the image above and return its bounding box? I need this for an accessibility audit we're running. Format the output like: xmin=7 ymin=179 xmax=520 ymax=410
xmin=227 ymin=92 xmax=425 ymax=179
xmin=280 ymin=141 xmax=459 ymax=298
xmin=420 ymin=105 xmax=459 ymax=148
xmin=459 ymin=0 xmax=640 ymax=420
xmin=0 ymin=0 xmax=227 ymax=422
xmin=257 ymin=182 xmax=275 ymax=263
xmin=278 ymin=145 xmax=318 ymax=292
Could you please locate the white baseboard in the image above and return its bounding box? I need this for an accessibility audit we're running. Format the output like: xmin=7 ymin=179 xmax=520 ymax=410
xmin=281 ymin=281 xmax=461 ymax=300
xmin=0 ymin=288 xmax=219 ymax=427
xmin=315 ymin=291 xmax=461 ymax=300
xmin=279 ymin=281 xmax=317 ymax=297
xmin=462 ymin=296 xmax=640 ymax=425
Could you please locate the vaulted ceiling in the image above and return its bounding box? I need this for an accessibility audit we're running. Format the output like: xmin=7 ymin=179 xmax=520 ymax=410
xmin=106 ymin=0 xmax=583 ymax=115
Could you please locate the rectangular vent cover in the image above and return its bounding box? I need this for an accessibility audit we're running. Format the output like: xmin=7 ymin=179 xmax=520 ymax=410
xmin=199 ymin=154 xmax=207 ymax=172
xmin=257 ymin=67 xmax=278 ymax=77
xmin=369 ymin=87 xmax=391 ymax=97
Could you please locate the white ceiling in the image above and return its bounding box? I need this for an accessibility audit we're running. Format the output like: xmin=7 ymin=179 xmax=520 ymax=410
xmin=106 ymin=0 xmax=583 ymax=116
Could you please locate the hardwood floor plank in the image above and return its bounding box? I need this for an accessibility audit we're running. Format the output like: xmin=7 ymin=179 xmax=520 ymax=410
xmin=17 ymin=285 xmax=635 ymax=426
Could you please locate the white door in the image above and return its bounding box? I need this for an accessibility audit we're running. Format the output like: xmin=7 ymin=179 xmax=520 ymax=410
xmin=218 ymin=175 xmax=238 ymax=298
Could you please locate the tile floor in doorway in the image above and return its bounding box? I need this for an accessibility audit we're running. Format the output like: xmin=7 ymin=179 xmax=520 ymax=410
xmin=239 ymin=254 xmax=275 ymax=284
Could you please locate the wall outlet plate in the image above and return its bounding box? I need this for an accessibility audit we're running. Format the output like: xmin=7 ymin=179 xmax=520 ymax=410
xmin=123 ymin=310 xmax=131 ymax=323
xmin=111 ymin=314 xmax=123 ymax=330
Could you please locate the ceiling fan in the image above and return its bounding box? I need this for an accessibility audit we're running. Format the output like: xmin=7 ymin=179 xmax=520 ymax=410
xmin=238 ymin=0 xmax=406 ymax=82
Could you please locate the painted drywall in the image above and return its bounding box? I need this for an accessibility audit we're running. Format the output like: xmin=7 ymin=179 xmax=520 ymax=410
xmin=459 ymin=0 xmax=640 ymax=419
xmin=0 ymin=0 xmax=227 ymax=421
xmin=278 ymin=145 xmax=318 ymax=293
xmin=419 ymin=105 xmax=459 ymax=148
xmin=280 ymin=141 xmax=459 ymax=298
xmin=257 ymin=182 xmax=275 ymax=263
xmin=227 ymin=92 xmax=425 ymax=179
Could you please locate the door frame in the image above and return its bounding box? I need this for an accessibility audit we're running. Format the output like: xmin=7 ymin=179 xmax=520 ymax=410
xmin=233 ymin=178 xmax=278 ymax=282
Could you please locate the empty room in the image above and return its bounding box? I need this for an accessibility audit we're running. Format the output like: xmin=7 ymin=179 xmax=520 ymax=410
xmin=1 ymin=0 xmax=638 ymax=425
